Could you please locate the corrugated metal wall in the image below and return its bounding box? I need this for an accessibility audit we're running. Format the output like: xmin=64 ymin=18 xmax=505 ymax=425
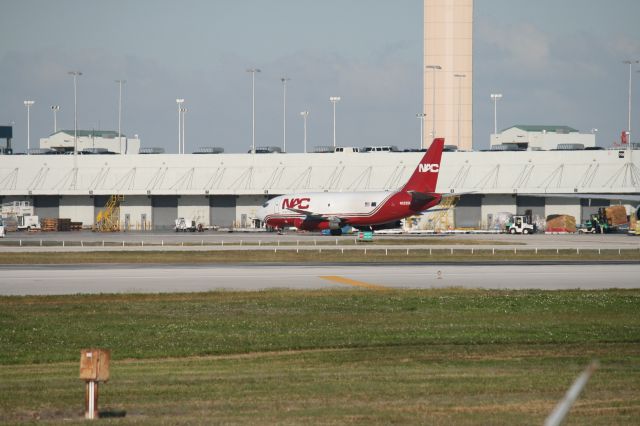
xmin=454 ymin=195 xmax=482 ymax=228
xmin=517 ymin=196 xmax=545 ymax=220
xmin=152 ymin=196 xmax=178 ymax=230
xmin=33 ymin=196 xmax=59 ymax=219
xmin=210 ymin=195 xmax=236 ymax=228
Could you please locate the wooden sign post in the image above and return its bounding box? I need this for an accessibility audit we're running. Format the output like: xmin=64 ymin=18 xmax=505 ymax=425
xmin=79 ymin=349 xmax=110 ymax=419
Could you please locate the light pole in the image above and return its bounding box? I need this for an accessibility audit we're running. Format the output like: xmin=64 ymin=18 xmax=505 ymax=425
xmin=300 ymin=111 xmax=309 ymax=153
xmin=51 ymin=105 xmax=60 ymax=133
xmin=329 ymin=96 xmax=340 ymax=148
xmin=181 ymin=107 xmax=187 ymax=154
xmin=416 ymin=113 xmax=426 ymax=149
xmin=176 ymin=98 xmax=184 ymax=153
xmin=115 ymin=80 xmax=126 ymax=154
xmin=24 ymin=100 xmax=34 ymax=154
xmin=454 ymin=74 xmax=466 ymax=148
xmin=490 ymin=93 xmax=502 ymax=135
xmin=68 ymin=71 xmax=82 ymax=155
xmin=246 ymin=68 xmax=261 ymax=154
xmin=425 ymin=65 xmax=441 ymax=139
xmin=623 ymin=61 xmax=639 ymax=148
xmin=281 ymin=77 xmax=290 ymax=153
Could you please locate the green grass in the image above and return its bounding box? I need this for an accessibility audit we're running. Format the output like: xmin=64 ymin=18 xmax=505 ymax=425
xmin=1 ymin=289 xmax=639 ymax=424
xmin=0 ymin=247 xmax=640 ymax=264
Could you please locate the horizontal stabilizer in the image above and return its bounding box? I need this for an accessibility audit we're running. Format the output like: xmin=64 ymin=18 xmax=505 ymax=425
xmin=407 ymin=190 xmax=437 ymax=204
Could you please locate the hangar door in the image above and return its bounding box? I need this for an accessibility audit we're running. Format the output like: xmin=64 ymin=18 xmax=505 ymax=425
xmin=454 ymin=194 xmax=482 ymax=228
xmin=580 ymin=198 xmax=609 ymax=223
xmin=152 ymin=196 xmax=178 ymax=230
xmin=33 ymin=196 xmax=59 ymax=219
xmin=516 ymin=196 xmax=545 ymax=221
xmin=210 ymin=195 xmax=236 ymax=228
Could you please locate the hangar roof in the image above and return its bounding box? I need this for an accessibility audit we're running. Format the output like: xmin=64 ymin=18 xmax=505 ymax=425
xmin=503 ymin=125 xmax=579 ymax=133
xmin=0 ymin=149 xmax=638 ymax=197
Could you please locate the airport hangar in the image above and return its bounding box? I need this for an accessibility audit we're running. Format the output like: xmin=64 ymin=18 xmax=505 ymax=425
xmin=0 ymin=143 xmax=638 ymax=231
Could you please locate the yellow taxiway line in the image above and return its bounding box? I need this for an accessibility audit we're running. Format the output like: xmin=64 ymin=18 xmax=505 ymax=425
xmin=319 ymin=275 xmax=389 ymax=291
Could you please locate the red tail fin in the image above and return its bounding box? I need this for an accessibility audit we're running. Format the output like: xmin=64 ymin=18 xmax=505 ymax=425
xmin=401 ymin=138 xmax=444 ymax=193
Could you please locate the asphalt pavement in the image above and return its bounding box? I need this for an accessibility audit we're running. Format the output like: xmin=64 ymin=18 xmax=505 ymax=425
xmin=1 ymin=263 xmax=638 ymax=295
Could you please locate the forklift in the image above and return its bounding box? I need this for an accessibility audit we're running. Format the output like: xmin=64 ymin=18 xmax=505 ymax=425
xmin=579 ymin=208 xmax=616 ymax=234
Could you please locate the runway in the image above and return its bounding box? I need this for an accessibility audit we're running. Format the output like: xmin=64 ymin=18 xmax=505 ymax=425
xmin=1 ymin=263 xmax=638 ymax=295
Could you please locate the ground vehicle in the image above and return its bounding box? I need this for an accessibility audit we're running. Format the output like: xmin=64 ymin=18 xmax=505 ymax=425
xmin=505 ymin=215 xmax=536 ymax=234
xmin=334 ymin=147 xmax=360 ymax=153
xmin=580 ymin=208 xmax=616 ymax=234
xmin=17 ymin=215 xmax=40 ymax=230
xmin=175 ymin=218 xmax=204 ymax=232
xmin=0 ymin=219 xmax=4 ymax=238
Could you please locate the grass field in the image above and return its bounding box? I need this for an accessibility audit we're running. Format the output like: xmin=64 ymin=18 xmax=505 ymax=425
xmin=1 ymin=289 xmax=639 ymax=424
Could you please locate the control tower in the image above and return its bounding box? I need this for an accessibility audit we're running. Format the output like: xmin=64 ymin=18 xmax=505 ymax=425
xmin=423 ymin=0 xmax=473 ymax=150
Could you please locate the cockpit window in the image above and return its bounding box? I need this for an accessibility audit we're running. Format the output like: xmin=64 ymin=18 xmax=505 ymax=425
xmin=262 ymin=202 xmax=269 ymax=208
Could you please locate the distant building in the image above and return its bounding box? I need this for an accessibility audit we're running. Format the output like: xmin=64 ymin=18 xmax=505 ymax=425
xmin=39 ymin=130 xmax=140 ymax=154
xmin=490 ymin=125 xmax=596 ymax=150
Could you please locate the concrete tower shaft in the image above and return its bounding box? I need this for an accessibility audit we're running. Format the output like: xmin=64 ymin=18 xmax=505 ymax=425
xmin=423 ymin=0 xmax=473 ymax=150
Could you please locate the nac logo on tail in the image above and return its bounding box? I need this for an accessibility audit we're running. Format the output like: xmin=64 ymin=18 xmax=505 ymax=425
xmin=419 ymin=163 xmax=439 ymax=173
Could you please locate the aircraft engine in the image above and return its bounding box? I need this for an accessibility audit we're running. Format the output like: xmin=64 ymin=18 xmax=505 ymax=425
xmin=327 ymin=216 xmax=342 ymax=230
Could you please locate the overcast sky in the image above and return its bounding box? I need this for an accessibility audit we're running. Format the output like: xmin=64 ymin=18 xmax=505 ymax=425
xmin=1 ymin=0 xmax=639 ymax=153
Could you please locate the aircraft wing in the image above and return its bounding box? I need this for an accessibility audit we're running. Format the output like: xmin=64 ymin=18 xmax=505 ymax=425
xmin=286 ymin=208 xmax=350 ymax=225
xmin=286 ymin=208 xmax=331 ymax=221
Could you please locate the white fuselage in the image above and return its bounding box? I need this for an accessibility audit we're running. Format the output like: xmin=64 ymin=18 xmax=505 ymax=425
xmin=259 ymin=191 xmax=394 ymax=221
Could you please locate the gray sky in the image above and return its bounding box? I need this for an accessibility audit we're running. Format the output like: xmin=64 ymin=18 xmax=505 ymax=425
xmin=1 ymin=0 xmax=639 ymax=153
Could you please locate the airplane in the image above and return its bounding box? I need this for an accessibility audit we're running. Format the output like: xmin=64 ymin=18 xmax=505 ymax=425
xmin=256 ymin=138 xmax=446 ymax=235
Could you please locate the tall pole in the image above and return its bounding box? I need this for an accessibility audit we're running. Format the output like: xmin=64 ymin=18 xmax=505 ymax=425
xmin=300 ymin=111 xmax=309 ymax=153
xmin=115 ymin=80 xmax=126 ymax=154
xmin=416 ymin=113 xmax=426 ymax=149
xmin=281 ymin=77 xmax=290 ymax=153
xmin=51 ymin=105 xmax=60 ymax=133
xmin=425 ymin=65 xmax=441 ymax=139
xmin=24 ymin=100 xmax=34 ymax=154
xmin=176 ymin=98 xmax=184 ymax=153
xmin=490 ymin=93 xmax=502 ymax=135
xmin=623 ymin=60 xmax=639 ymax=155
xmin=247 ymin=68 xmax=261 ymax=154
xmin=329 ymin=96 xmax=340 ymax=148
xmin=454 ymin=74 xmax=466 ymax=148
xmin=68 ymin=71 xmax=82 ymax=156
xmin=181 ymin=107 xmax=187 ymax=154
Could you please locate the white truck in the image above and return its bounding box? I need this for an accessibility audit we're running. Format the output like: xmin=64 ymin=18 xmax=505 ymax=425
xmin=17 ymin=215 xmax=40 ymax=231
xmin=505 ymin=215 xmax=537 ymax=234
xmin=0 ymin=218 xmax=5 ymax=238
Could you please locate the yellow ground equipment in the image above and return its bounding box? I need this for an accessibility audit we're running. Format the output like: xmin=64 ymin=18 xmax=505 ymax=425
xmin=430 ymin=195 xmax=459 ymax=231
xmin=94 ymin=195 xmax=124 ymax=232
